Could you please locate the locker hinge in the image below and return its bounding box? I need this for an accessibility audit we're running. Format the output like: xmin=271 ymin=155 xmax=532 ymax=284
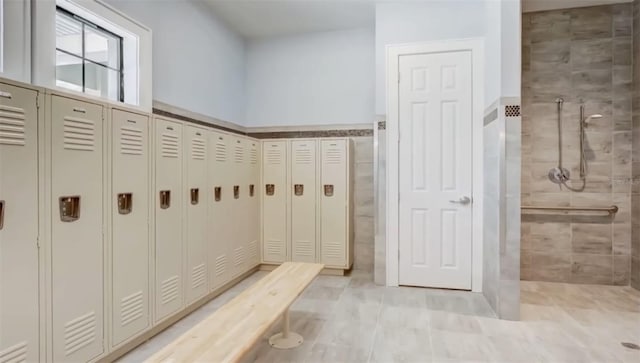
xmin=36 ymin=95 xmax=40 ymax=109
xmin=36 ymin=236 xmax=40 ymax=249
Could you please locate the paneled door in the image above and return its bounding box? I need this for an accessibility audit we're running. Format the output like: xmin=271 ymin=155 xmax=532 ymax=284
xmin=398 ymin=51 xmax=473 ymax=289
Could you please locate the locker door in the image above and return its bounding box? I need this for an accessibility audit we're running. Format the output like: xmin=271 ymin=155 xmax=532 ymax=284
xmin=155 ymin=119 xmax=183 ymax=321
xmin=247 ymin=140 xmax=260 ymax=268
xmin=51 ymin=95 xmax=104 ymax=362
xmin=320 ymin=139 xmax=347 ymax=267
xmin=0 ymin=83 xmax=39 ymax=363
xmin=208 ymin=131 xmax=231 ymax=289
xmin=185 ymin=125 xmax=208 ymax=304
xmin=290 ymin=140 xmax=317 ymax=262
xmin=262 ymin=141 xmax=288 ymax=263
xmin=230 ymin=137 xmax=246 ymax=277
xmin=111 ymin=109 xmax=150 ymax=347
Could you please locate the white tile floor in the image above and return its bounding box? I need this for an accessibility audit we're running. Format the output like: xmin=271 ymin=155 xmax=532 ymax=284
xmin=118 ymin=271 xmax=640 ymax=363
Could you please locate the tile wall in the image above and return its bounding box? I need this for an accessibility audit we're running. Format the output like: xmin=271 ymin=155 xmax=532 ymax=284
xmin=352 ymin=136 xmax=375 ymax=273
xmin=632 ymin=0 xmax=640 ymax=290
xmin=521 ymin=4 xmax=634 ymax=285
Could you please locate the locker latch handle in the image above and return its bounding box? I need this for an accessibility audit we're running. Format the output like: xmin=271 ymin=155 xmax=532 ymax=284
xmin=294 ymin=184 xmax=304 ymax=196
xmin=249 ymin=184 xmax=255 ymax=197
xmin=118 ymin=193 xmax=133 ymax=215
xmin=214 ymin=187 xmax=222 ymax=202
xmin=234 ymin=185 xmax=240 ymax=199
xmin=324 ymin=185 xmax=334 ymax=197
xmin=59 ymin=196 xmax=81 ymax=222
xmin=0 ymin=200 xmax=4 ymax=230
xmin=266 ymin=184 xmax=275 ymax=196
xmin=191 ymin=188 xmax=200 ymax=205
xmin=159 ymin=190 xmax=171 ymax=209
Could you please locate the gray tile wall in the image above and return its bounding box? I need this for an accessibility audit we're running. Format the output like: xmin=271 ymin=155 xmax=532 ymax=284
xmin=522 ymin=4 xmax=634 ymax=285
xmin=352 ymin=136 xmax=375 ymax=273
xmin=632 ymin=0 xmax=640 ymax=290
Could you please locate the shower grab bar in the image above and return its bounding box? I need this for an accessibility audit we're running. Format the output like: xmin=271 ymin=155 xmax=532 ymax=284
xmin=521 ymin=205 xmax=618 ymax=216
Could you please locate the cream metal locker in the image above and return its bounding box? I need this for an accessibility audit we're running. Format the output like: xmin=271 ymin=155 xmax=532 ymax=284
xmin=184 ymin=125 xmax=208 ymax=304
xmin=0 ymin=82 xmax=40 ymax=363
xmin=154 ymin=118 xmax=183 ymax=321
xmin=247 ymin=140 xmax=260 ymax=268
xmin=110 ymin=108 xmax=150 ymax=347
xmin=319 ymin=139 xmax=353 ymax=268
xmin=50 ymin=94 xmax=105 ymax=362
xmin=261 ymin=140 xmax=288 ymax=263
xmin=290 ymin=139 xmax=317 ymax=263
xmin=208 ymin=131 xmax=231 ymax=289
xmin=230 ymin=136 xmax=247 ymax=277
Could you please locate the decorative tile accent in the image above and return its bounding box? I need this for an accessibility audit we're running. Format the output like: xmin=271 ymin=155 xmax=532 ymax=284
xmin=248 ymin=129 xmax=373 ymax=139
xmin=505 ymin=105 xmax=521 ymax=118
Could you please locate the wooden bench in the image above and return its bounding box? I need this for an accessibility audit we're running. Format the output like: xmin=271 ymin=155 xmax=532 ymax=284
xmin=145 ymin=262 xmax=324 ymax=363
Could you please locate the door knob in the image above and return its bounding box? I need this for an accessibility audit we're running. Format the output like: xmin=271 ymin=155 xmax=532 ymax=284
xmin=450 ymin=196 xmax=471 ymax=205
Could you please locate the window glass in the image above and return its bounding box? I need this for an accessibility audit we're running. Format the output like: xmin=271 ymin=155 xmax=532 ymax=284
xmin=55 ymin=7 xmax=124 ymax=102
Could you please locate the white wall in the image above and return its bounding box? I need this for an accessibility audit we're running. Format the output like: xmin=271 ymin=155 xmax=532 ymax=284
xmin=106 ymin=0 xmax=246 ymax=124
xmin=375 ymin=0 xmax=486 ymax=115
xmin=245 ymin=27 xmax=374 ymax=127
xmin=1 ymin=0 xmax=31 ymax=83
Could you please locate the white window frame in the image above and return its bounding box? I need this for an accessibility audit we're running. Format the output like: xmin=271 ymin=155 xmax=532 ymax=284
xmin=33 ymin=0 xmax=152 ymax=110
xmin=385 ymin=38 xmax=485 ymax=292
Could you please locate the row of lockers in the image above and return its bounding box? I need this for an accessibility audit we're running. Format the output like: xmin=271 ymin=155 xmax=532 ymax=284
xmin=261 ymin=139 xmax=355 ymax=268
xmin=0 ymin=79 xmax=261 ymax=363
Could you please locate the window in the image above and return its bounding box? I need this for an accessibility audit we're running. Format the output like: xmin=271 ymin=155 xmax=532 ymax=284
xmin=55 ymin=6 xmax=124 ymax=102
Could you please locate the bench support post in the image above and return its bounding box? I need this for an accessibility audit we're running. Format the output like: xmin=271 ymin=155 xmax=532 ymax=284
xmin=268 ymin=308 xmax=304 ymax=349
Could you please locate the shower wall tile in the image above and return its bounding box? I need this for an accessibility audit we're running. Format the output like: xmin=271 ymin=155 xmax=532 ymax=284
xmin=351 ymin=136 xmax=374 ymax=272
xmin=522 ymin=3 xmax=633 ymax=286
xmin=632 ymin=0 xmax=640 ymax=291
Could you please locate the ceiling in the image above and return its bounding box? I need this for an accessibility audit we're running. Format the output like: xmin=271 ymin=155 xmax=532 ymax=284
xmin=204 ymin=0 xmax=376 ymax=40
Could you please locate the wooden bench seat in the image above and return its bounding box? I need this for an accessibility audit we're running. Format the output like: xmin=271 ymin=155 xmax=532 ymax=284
xmin=145 ymin=262 xmax=324 ymax=363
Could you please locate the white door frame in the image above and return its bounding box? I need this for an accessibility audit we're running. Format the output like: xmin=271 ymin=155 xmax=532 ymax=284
xmin=386 ymin=38 xmax=484 ymax=292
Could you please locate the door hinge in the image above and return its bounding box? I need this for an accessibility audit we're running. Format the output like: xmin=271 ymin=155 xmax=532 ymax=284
xmin=398 ymin=72 xmax=401 ymax=84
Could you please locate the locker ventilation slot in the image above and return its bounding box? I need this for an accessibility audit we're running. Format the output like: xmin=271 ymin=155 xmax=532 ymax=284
xmin=0 ymin=341 xmax=27 ymax=363
xmin=120 ymin=291 xmax=144 ymax=327
xmin=323 ymin=146 xmax=343 ymax=164
xmin=250 ymin=148 xmax=258 ymax=164
xmin=265 ymin=240 xmax=284 ymax=257
xmin=0 ymin=105 xmax=26 ymax=146
xmin=295 ymin=148 xmax=313 ymax=164
xmin=160 ymin=276 xmax=179 ymax=305
xmin=192 ymin=263 xmax=206 ymax=289
xmin=161 ymin=133 xmax=179 ymax=158
xmin=295 ymin=240 xmax=314 ymax=257
xmin=324 ymin=243 xmax=343 ymax=260
xmin=214 ymin=256 xmax=227 ymax=277
xmin=63 ymin=117 xmax=95 ymax=151
xmin=63 ymin=311 xmax=96 ymax=356
xmin=215 ymin=141 xmax=226 ymax=162
xmin=266 ymin=148 xmax=282 ymax=165
xmin=120 ymin=126 xmax=143 ymax=155
xmin=249 ymin=241 xmax=258 ymax=262
xmin=191 ymin=138 xmax=206 ymax=160
xmin=234 ymin=247 xmax=245 ymax=267
xmin=234 ymin=144 xmax=243 ymax=164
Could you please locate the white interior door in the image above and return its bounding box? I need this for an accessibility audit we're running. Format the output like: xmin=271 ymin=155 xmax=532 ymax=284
xmin=398 ymin=50 xmax=473 ymax=290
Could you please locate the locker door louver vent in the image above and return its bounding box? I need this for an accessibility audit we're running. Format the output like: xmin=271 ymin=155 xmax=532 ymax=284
xmin=0 ymin=341 xmax=27 ymax=363
xmin=323 ymin=145 xmax=343 ymax=164
xmin=215 ymin=140 xmax=226 ymax=162
xmin=160 ymin=276 xmax=179 ymax=305
xmin=63 ymin=311 xmax=96 ymax=356
xmin=295 ymin=240 xmax=314 ymax=257
xmin=120 ymin=126 xmax=143 ymax=155
xmin=234 ymin=144 xmax=243 ymax=164
xmin=324 ymin=243 xmax=343 ymax=259
xmin=234 ymin=247 xmax=245 ymax=267
xmin=63 ymin=117 xmax=95 ymax=151
xmin=265 ymin=240 xmax=284 ymax=256
xmin=250 ymin=147 xmax=258 ymax=164
xmin=161 ymin=133 xmax=179 ymax=158
xmin=191 ymin=138 xmax=206 ymax=160
xmin=214 ymin=255 xmax=227 ymax=277
xmin=265 ymin=148 xmax=282 ymax=165
xmin=248 ymin=241 xmax=258 ymax=261
xmin=191 ymin=263 xmax=206 ymax=289
xmin=0 ymin=105 xmax=26 ymax=146
xmin=294 ymin=148 xmax=313 ymax=164
xmin=120 ymin=291 xmax=144 ymax=327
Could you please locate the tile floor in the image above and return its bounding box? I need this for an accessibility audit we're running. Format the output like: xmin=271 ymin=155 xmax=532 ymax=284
xmin=118 ymin=271 xmax=640 ymax=363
